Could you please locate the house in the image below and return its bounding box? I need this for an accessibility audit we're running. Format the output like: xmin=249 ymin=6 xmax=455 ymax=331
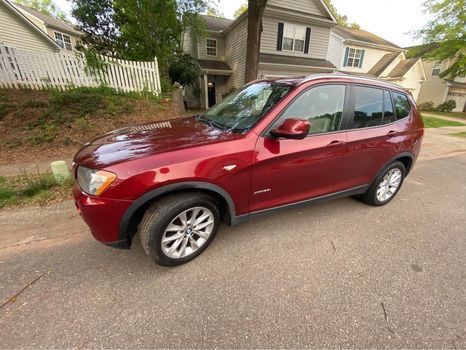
xmin=408 ymin=45 xmax=466 ymax=112
xmin=13 ymin=2 xmax=82 ymax=51
xmin=0 ymin=0 xmax=59 ymax=52
xmin=327 ymin=26 xmax=426 ymax=100
xmin=183 ymin=0 xmax=338 ymax=108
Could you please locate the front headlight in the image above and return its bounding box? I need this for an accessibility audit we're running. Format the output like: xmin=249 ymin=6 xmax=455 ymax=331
xmin=77 ymin=166 xmax=117 ymax=196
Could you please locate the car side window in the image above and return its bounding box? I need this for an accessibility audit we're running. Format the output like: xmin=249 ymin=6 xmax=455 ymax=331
xmin=393 ymin=92 xmax=411 ymax=119
xmin=352 ymin=86 xmax=384 ymax=128
xmin=280 ymin=85 xmax=346 ymax=134
xmin=383 ymin=90 xmax=395 ymax=124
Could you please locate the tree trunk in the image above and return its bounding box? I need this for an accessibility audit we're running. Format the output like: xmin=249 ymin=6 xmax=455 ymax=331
xmin=244 ymin=0 xmax=267 ymax=83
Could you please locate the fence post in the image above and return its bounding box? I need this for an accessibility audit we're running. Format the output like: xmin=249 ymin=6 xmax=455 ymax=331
xmin=154 ymin=56 xmax=161 ymax=95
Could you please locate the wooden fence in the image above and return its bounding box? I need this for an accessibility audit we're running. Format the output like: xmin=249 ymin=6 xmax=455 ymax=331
xmin=0 ymin=45 xmax=161 ymax=94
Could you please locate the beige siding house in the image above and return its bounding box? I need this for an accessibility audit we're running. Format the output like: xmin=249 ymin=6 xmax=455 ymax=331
xmin=0 ymin=0 xmax=59 ymax=52
xmin=183 ymin=0 xmax=337 ymax=109
xmin=327 ymin=26 xmax=426 ymax=100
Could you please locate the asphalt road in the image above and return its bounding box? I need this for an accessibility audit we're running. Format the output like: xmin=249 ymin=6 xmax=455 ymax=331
xmin=0 ymin=155 xmax=465 ymax=348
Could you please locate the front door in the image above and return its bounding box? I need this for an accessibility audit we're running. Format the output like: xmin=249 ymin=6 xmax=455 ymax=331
xmin=250 ymin=84 xmax=349 ymax=212
xmin=208 ymin=82 xmax=216 ymax=107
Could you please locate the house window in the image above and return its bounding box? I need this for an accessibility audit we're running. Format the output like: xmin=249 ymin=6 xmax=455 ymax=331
xmin=282 ymin=24 xmax=306 ymax=53
xmin=345 ymin=48 xmax=364 ymax=68
xmin=54 ymin=32 xmax=72 ymax=51
xmin=432 ymin=62 xmax=441 ymax=76
xmin=206 ymin=38 xmax=217 ymax=56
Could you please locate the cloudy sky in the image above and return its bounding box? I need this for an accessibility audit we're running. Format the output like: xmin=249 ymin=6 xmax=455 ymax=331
xmin=54 ymin=0 xmax=429 ymax=47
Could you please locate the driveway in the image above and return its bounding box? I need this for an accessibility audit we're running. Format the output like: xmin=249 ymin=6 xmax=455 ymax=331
xmin=1 ymin=157 xmax=465 ymax=348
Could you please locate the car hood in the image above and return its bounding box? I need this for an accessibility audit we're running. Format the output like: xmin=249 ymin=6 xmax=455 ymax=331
xmin=74 ymin=116 xmax=241 ymax=169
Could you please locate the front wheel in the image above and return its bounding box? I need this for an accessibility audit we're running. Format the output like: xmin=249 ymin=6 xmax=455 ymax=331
xmin=139 ymin=192 xmax=220 ymax=266
xmin=360 ymin=161 xmax=406 ymax=206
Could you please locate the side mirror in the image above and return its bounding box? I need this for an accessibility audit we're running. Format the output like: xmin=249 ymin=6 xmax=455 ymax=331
xmin=270 ymin=118 xmax=310 ymax=140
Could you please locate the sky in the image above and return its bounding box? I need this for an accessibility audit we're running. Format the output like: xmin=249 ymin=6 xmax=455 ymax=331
xmin=54 ymin=0 xmax=429 ymax=48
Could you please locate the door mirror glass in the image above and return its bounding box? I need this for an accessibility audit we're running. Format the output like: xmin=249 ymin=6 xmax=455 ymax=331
xmin=270 ymin=118 xmax=310 ymax=140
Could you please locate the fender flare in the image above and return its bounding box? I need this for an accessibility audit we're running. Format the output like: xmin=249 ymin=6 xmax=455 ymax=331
xmin=371 ymin=151 xmax=415 ymax=184
xmin=118 ymin=181 xmax=237 ymax=244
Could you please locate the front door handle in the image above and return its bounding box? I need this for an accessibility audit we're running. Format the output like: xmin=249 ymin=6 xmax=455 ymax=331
xmin=327 ymin=140 xmax=345 ymax=147
xmin=387 ymin=130 xmax=398 ymax=137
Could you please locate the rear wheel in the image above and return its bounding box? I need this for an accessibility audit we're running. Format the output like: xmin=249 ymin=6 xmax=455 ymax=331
xmin=139 ymin=192 xmax=220 ymax=266
xmin=360 ymin=161 xmax=406 ymax=206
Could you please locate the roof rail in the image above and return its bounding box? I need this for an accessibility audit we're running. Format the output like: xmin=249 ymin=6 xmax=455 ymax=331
xmin=300 ymin=72 xmax=405 ymax=90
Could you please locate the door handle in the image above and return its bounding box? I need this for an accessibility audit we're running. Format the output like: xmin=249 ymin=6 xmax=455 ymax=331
xmin=327 ymin=140 xmax=345 ymax=147
xmin=387 ymin=130 xmax=398 ymax=137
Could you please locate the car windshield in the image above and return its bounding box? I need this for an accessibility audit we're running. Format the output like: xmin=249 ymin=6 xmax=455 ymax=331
xmin=198 ymin=82 xmax=293 ymax=132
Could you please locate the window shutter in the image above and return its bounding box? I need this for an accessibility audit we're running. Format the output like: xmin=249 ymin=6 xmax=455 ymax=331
xmin=358 ymin=49 xmax=365 ymax=68
xmin=343 ymin=47 xmax=350 ymax=67
xmin=304 ymin=27 xmax=311 ymax=54
xmin=277 ymin=22 xmax=284 ymax=51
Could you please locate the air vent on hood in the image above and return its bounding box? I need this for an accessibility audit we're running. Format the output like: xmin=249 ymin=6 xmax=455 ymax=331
xmin=128 ymin=122 xmax=172 ymax=133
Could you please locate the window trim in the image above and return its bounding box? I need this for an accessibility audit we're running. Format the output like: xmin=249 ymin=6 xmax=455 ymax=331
xmin=54 ymin=31 xmax=72 ymax=51
xmin=282 ymin=23 xmax=306 ymax=53
xmin=262 ymin=83 xmax=351 ymax=138
xmin=206 ymin=38 xmax=217 ymax=57
xmin=345 ymin=47 xmax=364 ymax=68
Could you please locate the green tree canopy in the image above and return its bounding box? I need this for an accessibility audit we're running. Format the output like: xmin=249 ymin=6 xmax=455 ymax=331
xmin=233 ymin=2 xmax=247 ymax=18
xmin=15 ymin=0 xmax=67 ymax=20
xmin=412 ymin=0 xmax=465 ymax=79
xmin=323 ymin=0 xmax=360 ymax=29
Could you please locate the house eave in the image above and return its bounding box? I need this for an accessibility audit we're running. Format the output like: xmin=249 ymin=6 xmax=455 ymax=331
xmin=344 ymin=39 xmax=403 ymax=52
xmin=259 ymin=62 xmax=336 ymax=71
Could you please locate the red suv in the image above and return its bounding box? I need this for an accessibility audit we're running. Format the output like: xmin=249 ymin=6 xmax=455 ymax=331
xmin=73 ymin=74 xmax=423 ymax=266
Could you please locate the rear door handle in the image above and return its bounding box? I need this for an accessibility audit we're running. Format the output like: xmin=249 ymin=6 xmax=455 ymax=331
xmin=387 ymin=130 xmax=398 ymax=137
xmin=327 ymin=140 xmax=345 ymax=147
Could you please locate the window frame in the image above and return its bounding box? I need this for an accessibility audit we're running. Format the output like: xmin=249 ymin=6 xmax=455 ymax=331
xmin=206 ymin=38 xmax=217 ymax=57
xmin=263 ymin=83 xmax=351 ymax=138
xmin=54 ymin=31 xmax=72 ymax=51
xmin=345 ymin=47 xmax=364 ymax=68
xmin=282 ymin=23 xmax=306 ymax=53
xmin=431 ymin=62 xmax=441 ymax=76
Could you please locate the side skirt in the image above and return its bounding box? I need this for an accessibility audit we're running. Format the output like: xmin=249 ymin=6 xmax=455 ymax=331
xmin=230 ymin=185 xmax=369 ymax=226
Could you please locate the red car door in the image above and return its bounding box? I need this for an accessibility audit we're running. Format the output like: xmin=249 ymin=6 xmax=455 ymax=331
xmin=333 ymin=85 xmax=400 ymax=192
xmin=250 ymin=84 xmax=349 ymax=213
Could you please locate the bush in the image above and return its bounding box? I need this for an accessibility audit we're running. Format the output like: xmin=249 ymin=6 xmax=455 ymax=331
xmin=436 ymin=99 xmax=456 ymax=112
xmin=418 ymin=101 xmax=435 ymax=111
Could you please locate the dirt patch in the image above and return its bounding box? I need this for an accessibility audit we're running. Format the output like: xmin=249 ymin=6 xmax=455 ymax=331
xmin=0 ymin=88 xmax=179 ymax=164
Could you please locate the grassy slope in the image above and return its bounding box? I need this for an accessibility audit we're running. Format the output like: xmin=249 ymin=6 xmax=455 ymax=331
xmin=421 ymin=116 xmax=464 ymax=128
xmin=422 ymin=111 xmax=466 ymax=120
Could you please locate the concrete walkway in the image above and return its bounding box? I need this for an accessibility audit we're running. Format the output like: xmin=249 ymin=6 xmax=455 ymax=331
xmin=0 ymin=126 xmax=466 ymax=177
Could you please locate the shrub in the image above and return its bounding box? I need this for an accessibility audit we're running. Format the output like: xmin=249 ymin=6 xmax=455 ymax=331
xmin=418 ymin=101 xmax=435 ymax=111
xmin=436 ymin=99 xmax=456 ymax=112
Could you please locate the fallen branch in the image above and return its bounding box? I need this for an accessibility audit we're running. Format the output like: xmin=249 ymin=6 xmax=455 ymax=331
xmin=0 ymin=271 xmax=47 ymax=310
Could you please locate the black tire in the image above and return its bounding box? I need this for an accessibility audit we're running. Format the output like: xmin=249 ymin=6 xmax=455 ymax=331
xmin=360 ymin=161 xmax=406 ymax=206
xmin=139 ymin=192 xmax=220 ymax=267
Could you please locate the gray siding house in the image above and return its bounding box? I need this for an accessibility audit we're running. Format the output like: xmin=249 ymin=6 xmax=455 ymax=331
xmin=183 ymin=0 xmax=337 ymax=109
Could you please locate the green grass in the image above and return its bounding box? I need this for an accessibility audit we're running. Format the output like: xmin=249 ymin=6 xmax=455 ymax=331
xmin=450 ymin=131 xmax=466 ymax=138
xmin=422 ymin=116 xmax=464 ymax=128
xmin=423 ymin=111 xmax=466 ymax=120
xmin=0 ymin=172 xmax=73 ymax=209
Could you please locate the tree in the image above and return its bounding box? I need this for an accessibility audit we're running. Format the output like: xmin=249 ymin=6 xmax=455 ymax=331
xmin=413 ymin=0 xmax=465 ymax=79
xmin=72 ymin=0 xmax=120 ymax=56
xmin=244 ymin=0 xmax=267 ymax=83
xmin=206 ymin=1 xmax=224 ymax=17
xmin=323 ymin=0 xmax=359 ymax=29
xmin=233 ymin=2 xmax=247 ymax=18
xmin=15 ymin=0 xmax=66 ymax=20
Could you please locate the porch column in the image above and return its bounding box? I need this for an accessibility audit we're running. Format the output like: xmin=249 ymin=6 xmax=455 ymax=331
xmin=203 ymin=73 xmax=208 ymax=109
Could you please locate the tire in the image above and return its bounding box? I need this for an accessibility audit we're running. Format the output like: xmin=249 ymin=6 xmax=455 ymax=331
xmin=360 ymin=161 xmax=406 ymax=206
xmin=139 ymin=192 xmax=220 ymax=267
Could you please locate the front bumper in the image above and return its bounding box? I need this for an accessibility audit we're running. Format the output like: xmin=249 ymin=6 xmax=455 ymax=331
xmin=73 ymin=185 xmax=133 ymax=249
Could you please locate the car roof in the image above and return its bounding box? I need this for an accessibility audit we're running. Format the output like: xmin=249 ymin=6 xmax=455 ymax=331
xmin=270 ymin=73 xmax=407 ymax=93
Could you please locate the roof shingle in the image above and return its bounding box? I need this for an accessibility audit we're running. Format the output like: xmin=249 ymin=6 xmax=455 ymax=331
xmin=333 ymin=26 xmax=400 ymax=49
xmin=200 ymin=15 xmax=234 ymax=32
xmin=367 ymin=52 xmax=401 ymax=77
xmin=386 ymin=58 xmax=419 ymax=78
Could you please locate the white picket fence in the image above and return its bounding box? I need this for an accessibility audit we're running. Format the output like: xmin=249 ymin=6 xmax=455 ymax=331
xmin=0 ymin=45 xmax=161 ymax=94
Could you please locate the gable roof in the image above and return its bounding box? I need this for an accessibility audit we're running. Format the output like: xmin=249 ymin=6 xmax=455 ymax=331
xmin=333 ymin=26 xmax=400 ymax=50
xmin=200 ymin=14 xmax=234 ymax=32
xmin=386 ymin=58 xmax=420 ymax=78
xmin=0 ymin=0 xmax=59 ymax=50
xmin=368 ymin=52 xmax=402 ymax=76
xmin=13 ymin=3 xmax=82 ymax=36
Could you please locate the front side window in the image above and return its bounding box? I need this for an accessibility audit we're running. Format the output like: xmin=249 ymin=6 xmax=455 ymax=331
xmin=206 ymin=38 xmax=217 ymax=56
xmin=54 ymin=32 xmax=72 ymax=51
xmin=280 ymin=85 xmax=346 ymax=134
xmin=393 ymin=92 xmax=411 ymax=119
xmin=283 ymin=24 xmax=306 ymax=53
xmin=199 ymin=82 xmax=292 ymax=132
xmin=345 ymin=48 xmax=364 ymax=68
xmin=353 ymin=86 xmax=384 ymax=128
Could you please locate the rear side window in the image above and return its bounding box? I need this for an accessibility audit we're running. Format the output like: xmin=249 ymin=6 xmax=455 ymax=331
xmin=353 ymin=86 xmax=384 ymax=128
xmin=393 ymin=92 xmax=411 ymax=119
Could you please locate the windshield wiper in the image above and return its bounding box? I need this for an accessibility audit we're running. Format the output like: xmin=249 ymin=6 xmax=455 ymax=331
xmin=195 ymin=115 xmax=226 ymax=130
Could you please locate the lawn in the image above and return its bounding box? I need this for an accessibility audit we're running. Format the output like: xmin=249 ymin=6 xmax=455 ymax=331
xmin=422 ymin=111 xmax=466 ymax=120
xmin=422 ymin=116 xmax=465 ymax=128
xmin=450 ymin=131 xmax=466 ymax=138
